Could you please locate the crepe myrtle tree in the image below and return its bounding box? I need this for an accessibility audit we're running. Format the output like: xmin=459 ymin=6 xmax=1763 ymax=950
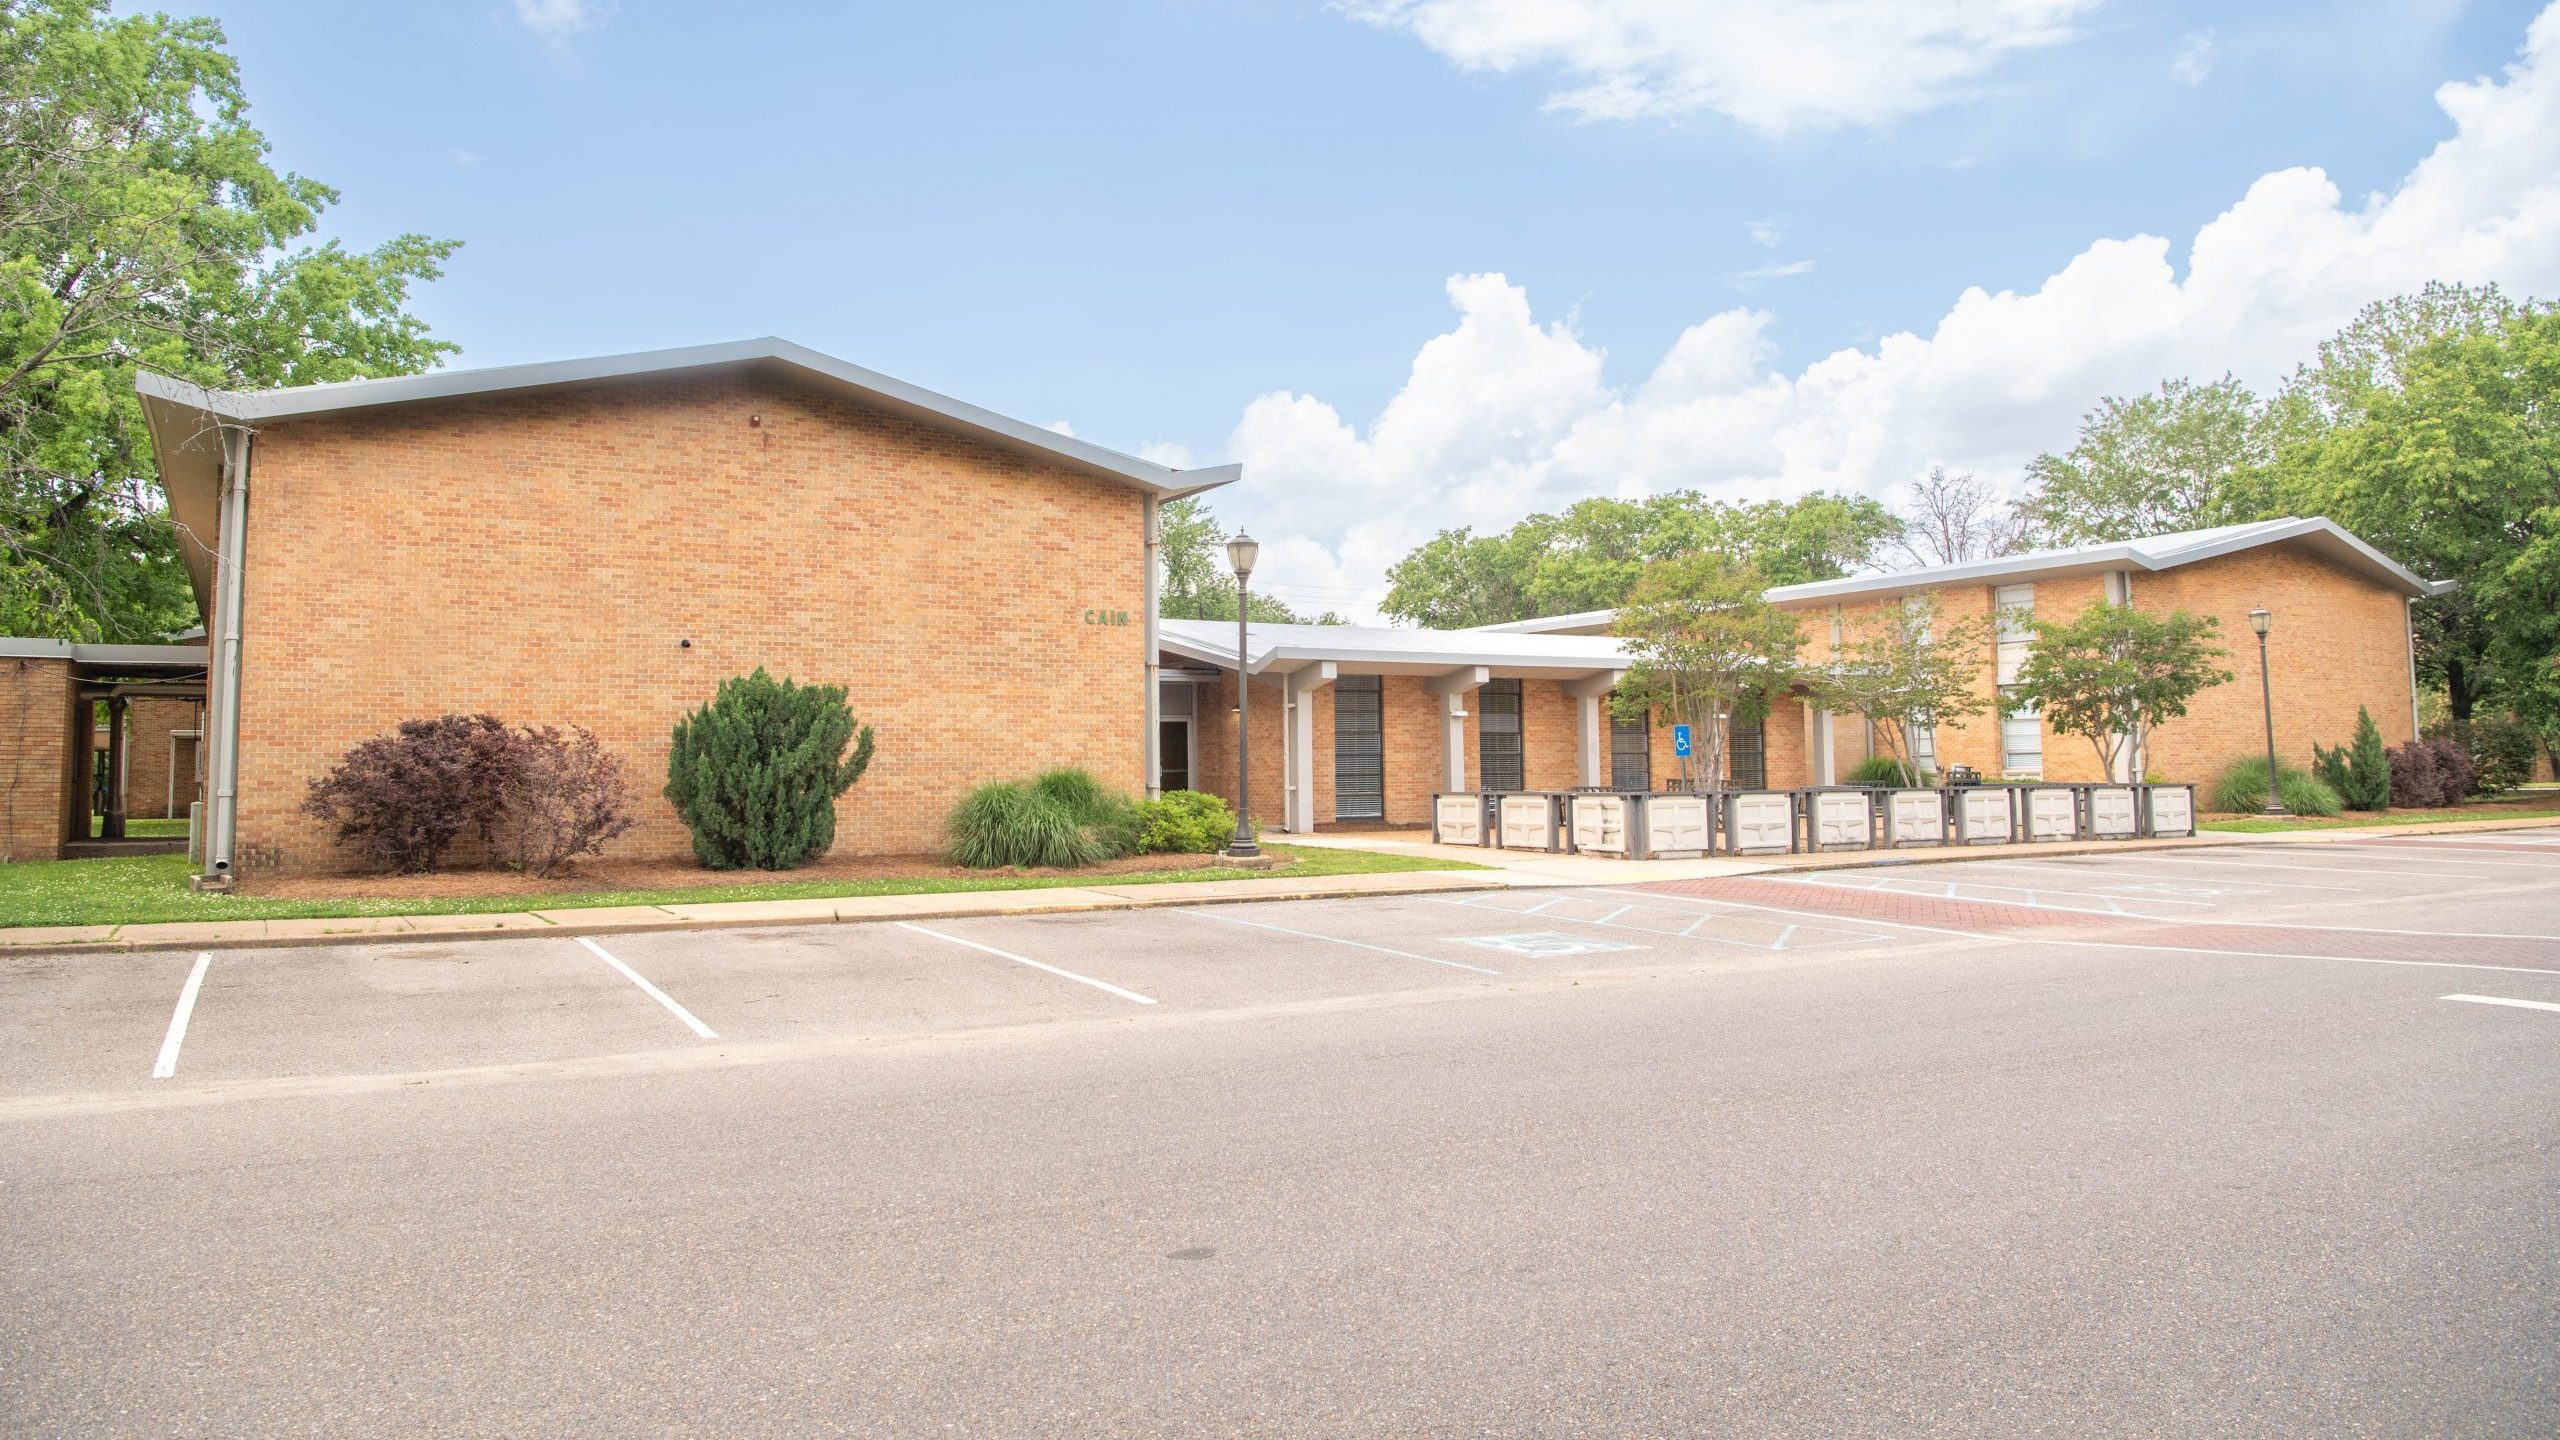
xmin=1823 ymin=594 xmax=1997 ymax=780
xmin=2008 ymin=602 xmax=2232 ymax=782
xmin=1609 ymin=553 xmax=1803 ymax=791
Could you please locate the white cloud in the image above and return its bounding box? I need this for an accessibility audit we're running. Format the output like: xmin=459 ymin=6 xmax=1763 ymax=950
xmin=1337 ymin=0 xmax=2098 ymax=134
xmin=2172 ymin=29 xmax=2215 ymax=87
xmin=1138 ymin=440 xmax=1197 ymax=468
xmin=514 ymin=0 xmax=605 ymax=42
xmin=1725 ymin=258 xmax=1817 ymax=282
xmin=1043 ymin=419 xmax=1076 ymax=437
xmin=1746 ymin=216 xmax=1788 ymax=248
xmin=1223 ymin=4 xmax=2560 ymax=620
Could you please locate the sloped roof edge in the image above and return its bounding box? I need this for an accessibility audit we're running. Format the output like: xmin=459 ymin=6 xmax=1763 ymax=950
xmin=134 ymin=338 xmax=1241 ymax=499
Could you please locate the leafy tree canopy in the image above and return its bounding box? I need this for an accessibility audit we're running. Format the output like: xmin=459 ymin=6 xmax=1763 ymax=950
xmin=1821 ymin=595 xmax=1996 ymax=774
xmin=1608 ymin=553 xmax=1803 ymax=791
xmin=1155 ymin=497 xmax=1342 ymax=625
xmin=2009 ymin=601 xmax=2232 ymax=780
xmin=1 ymin=0 xmax=460 ymax=640
xmin=1380 ymin=489 xmax=1898 ymax=628
xmin=2017 ymin=375 xmax=2268 ymax=546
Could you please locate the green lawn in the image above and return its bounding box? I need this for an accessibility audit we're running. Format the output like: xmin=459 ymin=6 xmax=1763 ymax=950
xmin=2199 ymin=804 xmax=2560 ymax=834
xmin=0 ymin=844 xmax=1484 ymax=930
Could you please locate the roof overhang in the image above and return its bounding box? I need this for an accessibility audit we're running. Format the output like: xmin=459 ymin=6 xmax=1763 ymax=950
xmin=0 ymin=639 xmax=210 ymax=678
xmin=1158 ymin=620 xmax=1630 ymax=681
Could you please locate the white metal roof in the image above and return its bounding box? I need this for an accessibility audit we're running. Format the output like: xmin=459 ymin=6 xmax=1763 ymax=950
xmin=134 ymin=337 xmax=1242 ymax=500
xmin=1460 ymin=516 xmax=2447 ymax=637
xmin=1159 ymin=619 xmax=1628 ymax=678
xmin=1764 ymin=517 xmax=2449 ymax=604
xmin=0 ymin=639 xmax=209 ymax=671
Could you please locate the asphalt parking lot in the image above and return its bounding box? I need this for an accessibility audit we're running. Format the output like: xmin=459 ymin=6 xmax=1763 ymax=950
xmin=3 ymin=830 xmax=2557 ymax=1436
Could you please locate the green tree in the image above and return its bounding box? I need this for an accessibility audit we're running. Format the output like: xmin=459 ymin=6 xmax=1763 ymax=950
xmin=1609 ymin=554 xmax=1803 ymax=791
xmin=0 ymin=0 xmax=460 ymax=640
xmin=2008 ymin=602 xmax=2232 ymax=781
xmin=664 ymin=670 xmax=877 ymax=871
xmin=2263 ymin=299 xmax=2560 ymax=723
xmin=2018 ymin=375 xmax=2268 ymax=546
xmin=1380 ymin=489 xmax=1898 ymax=627
xmin=1155 ymin=497 xmax=1339 ymax=624
xmin=1822 ymin=595 xmax=1996 ymax=777
xmin=2316 ymin=705 xmax=2392 ymax=812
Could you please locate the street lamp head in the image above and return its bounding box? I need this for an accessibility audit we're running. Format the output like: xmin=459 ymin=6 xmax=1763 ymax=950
xmin=1225 ymin=531 xmax=1259 ymax=581
xmin=2248 ymin=605 xmax=2271 ymax=637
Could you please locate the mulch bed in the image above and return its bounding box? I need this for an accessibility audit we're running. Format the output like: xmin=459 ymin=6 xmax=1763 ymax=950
xmin=238 ymin=850 xmax=1228 ymax=901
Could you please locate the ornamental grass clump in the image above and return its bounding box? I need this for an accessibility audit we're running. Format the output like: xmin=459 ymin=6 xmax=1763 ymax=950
xmin=1846 ymin=755 xmax=1930 ymax=788
xmin=664 ymin=669 xmax=875 ymax=871
xmin=2211 ymin=755 xmax=2344 ymax=817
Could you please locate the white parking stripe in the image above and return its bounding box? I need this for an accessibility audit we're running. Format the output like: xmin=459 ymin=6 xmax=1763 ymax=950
xmin=576 ymin=936 xmax=720 ymax=1038
xmin=1183 ymin=908 xmax=1501 ymax=975
xmin=1951 ymin=859 xmax=2356 ymax=892
xmin=2137 ymin=854 xmax=2494 ymax=880
xmin=2441 ymin=993 xmax=2560 ymax=1014
xmin=150 ymin=952 xmax=212 ymax=1080
xmin=895 ymin=922 xmax=1159 ymax=1003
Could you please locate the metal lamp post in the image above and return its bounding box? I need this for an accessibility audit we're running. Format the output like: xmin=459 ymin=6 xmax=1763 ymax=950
xmin=1226 ymin=531 xmax=1262 ymax=858
xmin=2250 ymin=605 xmax=2284 ymax=817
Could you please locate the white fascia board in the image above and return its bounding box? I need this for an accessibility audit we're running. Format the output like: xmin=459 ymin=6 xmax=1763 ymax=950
xmin=1766 ymin=517 xmax=2446 ymax=603
xmin=1469 ymin=609 xmax=1615 ymax=635
xmin=0 ymin=639 xmax=210 ymax=667
xmin=135 ymin=340 xmax=1240 ymax=499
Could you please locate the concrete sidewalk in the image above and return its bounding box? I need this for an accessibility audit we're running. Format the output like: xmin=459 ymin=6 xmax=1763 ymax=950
xmin=8 ymin=814 xmax=2550 ymax=956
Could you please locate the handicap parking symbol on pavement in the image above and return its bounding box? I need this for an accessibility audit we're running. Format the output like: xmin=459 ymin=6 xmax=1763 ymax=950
xmin=1458 ymin=932 xmax=1647 ymax=957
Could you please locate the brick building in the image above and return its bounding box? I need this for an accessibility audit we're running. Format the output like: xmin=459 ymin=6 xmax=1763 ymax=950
xmin=1169 ymin=519 xmax=2447 ymax=829
xmin=0 ymin=341 xmax=2450 ymax=872
xmin=69 ymin=340 xmax=1235 ymax=879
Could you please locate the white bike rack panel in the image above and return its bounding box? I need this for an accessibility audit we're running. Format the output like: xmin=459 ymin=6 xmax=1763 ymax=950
xmin=1644 ymin=794 xmax=1711 ymax=858
xmin=1569 ymin=794 xmax=1631 ymax=856
xmin=1887 ymin=789 xmax=1945 ymax=847
xmin=2027 ymin=787 xmax=2077 ymax=840
xmin=2145 ymin=785 xmax=2193 ymax=838
xmin=2089 ymin=785 xmax=2138 ymax=838
xmin=1434 ymin=793 xmax=1484 ymax=846
xmin=1726 ymin=792 xmax=1792 ymax=855
xmin=1810 ymin=791 xmax=1870 ymax=850
xmin=1957 ymin=788 xmax=2012 ymax=844
xmin=1499 ymin=794 xmax=1562 ymax=851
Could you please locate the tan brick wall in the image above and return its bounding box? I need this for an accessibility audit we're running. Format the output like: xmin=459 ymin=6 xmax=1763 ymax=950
xmin=233 ymin=371 xmax=1147 ymax=872
xmin=0 ymin=658 xmax=79 ymax=862
xmin=1521 ymin=679 xmax=1583 ymax=792
xmin=1378 ymin=675 xmax=1449 ymax=823
xmin=2134 ymin=544 xmax=2415 ymax=782
xmin=1767 ymin=551 xmax=2411 ymax=787
xmin=1193 ymin=673 xmax=1283 ymax=833
xmin=122 ymin=698 xmax=203 ymax=820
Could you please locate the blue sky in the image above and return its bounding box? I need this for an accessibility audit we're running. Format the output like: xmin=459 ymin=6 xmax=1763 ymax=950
xmin=194 ymin=0 xmax=2560 ymax=614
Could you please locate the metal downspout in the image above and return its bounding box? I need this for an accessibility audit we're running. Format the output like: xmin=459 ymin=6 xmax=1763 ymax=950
xmin=1143 ymin=496 xmax=1161 ymax=799
xmin=203 ymin=426 xmax=251 ymax=886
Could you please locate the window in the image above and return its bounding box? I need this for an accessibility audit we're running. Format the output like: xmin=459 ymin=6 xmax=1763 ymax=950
xmin=1610 ymin=704 xmax=1650 ymax=791
xmin=1994 ymin=583 xmax=2041 ymax=776
xmin=1906 ymin=723 xmax=1939 ymax=775
xmin=1333 ymin=675 xmax=1384 ymax=820
xmin=1727 ymin=718 xmax=1766 ymax=789
xmin=1477 ymin=679 xmax=1524 ymax=791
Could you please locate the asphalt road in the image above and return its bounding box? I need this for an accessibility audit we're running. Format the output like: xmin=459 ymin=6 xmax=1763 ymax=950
xmin=4 ymin=833 xmax=2557 ymax=1436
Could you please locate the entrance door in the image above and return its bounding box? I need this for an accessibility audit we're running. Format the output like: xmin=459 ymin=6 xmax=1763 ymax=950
xmin=1158 ymin=719 xmax=1192 ymax=793
xmin=1333 ymin=675 xmax=1384 ymax=820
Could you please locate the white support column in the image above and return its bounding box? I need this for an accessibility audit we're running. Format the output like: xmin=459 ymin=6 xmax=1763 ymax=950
xmin=1429 ymin=666 xmax=1491 ymax=792
xmin=1280 ymin=662 xmax=1335 ymax=833
xmin=1565 ymin=672 xmax=1622 ymax=789
xmin=1813 ymin=705 xmax=1836 ymax=785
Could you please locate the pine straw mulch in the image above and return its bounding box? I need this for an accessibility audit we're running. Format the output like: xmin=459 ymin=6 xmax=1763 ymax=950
xmin=237 ymin=849 xmax=1229 ymax=900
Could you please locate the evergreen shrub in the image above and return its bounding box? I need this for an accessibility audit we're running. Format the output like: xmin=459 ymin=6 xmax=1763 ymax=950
xmin=664 ymin=670 xmax=875 ymax=871
xmin=1135 ymin=790 xmax=1236 ymax=854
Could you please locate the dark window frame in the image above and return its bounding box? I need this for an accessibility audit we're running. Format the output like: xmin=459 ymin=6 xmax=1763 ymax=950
xmin=1477 ymin=678 xmax=1525 ymax=792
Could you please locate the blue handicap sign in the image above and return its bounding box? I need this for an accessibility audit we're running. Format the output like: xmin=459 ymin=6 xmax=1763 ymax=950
xmin=1672 ymin=723 xmax=1692 ymax=757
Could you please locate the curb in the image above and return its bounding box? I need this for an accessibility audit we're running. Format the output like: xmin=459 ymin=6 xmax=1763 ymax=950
xmin=0 ymin=871 xmax=1512 ymax=956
